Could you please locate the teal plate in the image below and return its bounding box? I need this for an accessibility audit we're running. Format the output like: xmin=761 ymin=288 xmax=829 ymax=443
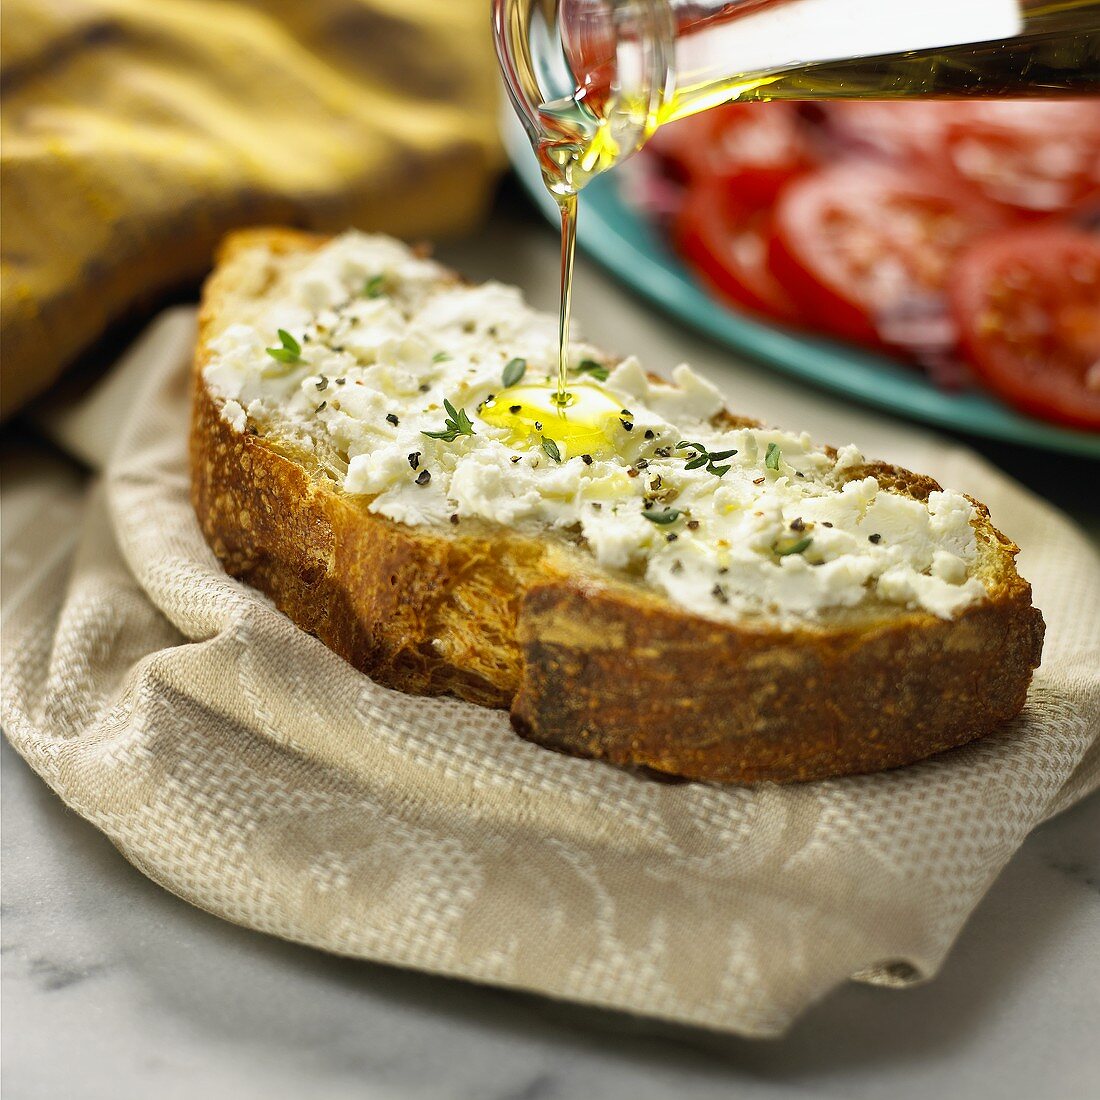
xmin=506 ymin=124 xmax=1100 ymax=458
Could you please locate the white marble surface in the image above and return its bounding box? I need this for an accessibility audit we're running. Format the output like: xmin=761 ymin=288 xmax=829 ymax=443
xmin=4 ymin=207 xmax=1100 ymax=1099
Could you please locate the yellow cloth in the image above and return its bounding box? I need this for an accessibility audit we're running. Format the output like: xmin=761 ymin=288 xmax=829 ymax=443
xmin=0 ymin=0 xmax=502 ymax=416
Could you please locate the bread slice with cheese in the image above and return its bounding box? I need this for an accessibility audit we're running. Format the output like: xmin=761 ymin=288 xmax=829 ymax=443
xmin=190 ymin=228 xmax=1044 ymax=784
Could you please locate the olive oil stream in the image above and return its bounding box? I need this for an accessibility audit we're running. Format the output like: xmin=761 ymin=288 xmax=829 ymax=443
xmin=556 ymin=190 xmax=578 ymax=412
xmin=493 ymin=0 xmax=1100 ymax=448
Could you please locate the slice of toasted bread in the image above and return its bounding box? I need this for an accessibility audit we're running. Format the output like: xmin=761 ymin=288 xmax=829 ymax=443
xmin=190 ymin=228 xmax=1044 ymax=783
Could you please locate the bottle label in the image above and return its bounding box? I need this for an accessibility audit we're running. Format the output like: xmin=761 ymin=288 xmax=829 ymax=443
xmin=675 ymin=0 xmax=1024 ymax=78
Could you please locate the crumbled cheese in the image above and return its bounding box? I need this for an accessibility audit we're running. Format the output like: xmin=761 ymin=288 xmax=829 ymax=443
xmin=221 ymin=399 xmax=247 ymax=433
xmin=204 ymin=231 xmax=988 ymax=625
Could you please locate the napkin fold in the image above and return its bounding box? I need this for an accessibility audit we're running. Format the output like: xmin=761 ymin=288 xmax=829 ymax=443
xmin=0 ymin=0 xmax=501 ymax=416
xmin=4 ymin=308 xmax=1099 ymax=1035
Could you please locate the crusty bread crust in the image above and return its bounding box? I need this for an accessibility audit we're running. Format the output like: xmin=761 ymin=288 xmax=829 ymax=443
xmin=190 ymin=229 xmax=1045 ymax=783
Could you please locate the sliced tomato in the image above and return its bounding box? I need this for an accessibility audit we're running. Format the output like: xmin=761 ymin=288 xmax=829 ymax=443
xmin=674 ymin=179 xmax=801 ymax=324
xmin=825 ymin=100 xmax=1100 ymax=217
xmin=648 ymin=102 xmax=815 ymax=207
xmin=821 ymin=101 xmax=957 ymax=161
xmin=769 ymin=162 xmax=1011 ymax=349
xmin=951 ymin=227 xmax=1100 ymax=430
xmin=940 ymin=101 xmax=1100 ymax=216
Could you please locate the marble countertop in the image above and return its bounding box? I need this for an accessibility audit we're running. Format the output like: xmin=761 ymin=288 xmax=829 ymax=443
xmin=4 ymin=204 xmax=1099 ymax=1100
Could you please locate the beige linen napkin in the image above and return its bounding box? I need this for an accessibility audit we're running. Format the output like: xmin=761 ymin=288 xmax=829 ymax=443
xmin=3 ymin=308 xmax=1099 ymax=1036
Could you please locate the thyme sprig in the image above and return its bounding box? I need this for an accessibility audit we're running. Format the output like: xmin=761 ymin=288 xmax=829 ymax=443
xmin=676 ymin=440 xmax=738 ymax=478
xmin=422 ymin=399 xmax=476 ymax=443
xmin=765 ymin=442 xmax=782 ymax=471
xmin=540 ymin=436 xmax=562 ymax=463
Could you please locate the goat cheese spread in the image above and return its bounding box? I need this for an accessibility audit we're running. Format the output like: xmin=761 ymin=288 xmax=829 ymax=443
xmin=204 ymin=232 xmax=987 ymax=624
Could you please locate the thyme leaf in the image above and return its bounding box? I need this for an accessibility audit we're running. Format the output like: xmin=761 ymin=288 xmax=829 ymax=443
xmin=502 ymin=357 xmax=527 ymax=388
xmin=575 ymin=358 xmax=610 ymax=382
xmin=643 ymin=508 xmax=682 ymax=525
xmin=265 ymin=328 xmax=301 ymax=364
xmin=774 ymin=536 xmax=812 ymax=557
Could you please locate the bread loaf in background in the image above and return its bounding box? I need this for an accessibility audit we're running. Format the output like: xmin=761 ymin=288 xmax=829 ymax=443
xmin=0 ymin=0 xmax=500 ymax=417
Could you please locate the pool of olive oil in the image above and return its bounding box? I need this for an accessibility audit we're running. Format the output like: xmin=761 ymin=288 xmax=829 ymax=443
xmin=493 ymin=0 xmax=1099 ymax=444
